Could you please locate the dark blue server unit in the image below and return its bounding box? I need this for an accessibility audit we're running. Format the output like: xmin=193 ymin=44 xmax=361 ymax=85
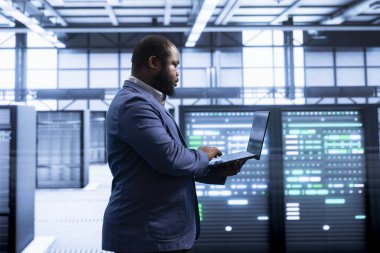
xmin=36 ymin=110 xmax=89 ymax=188
xmin=179 ymin=105 xmax=380 ymax=253
xmin=281 ymin=108 xmax=367 ymax=253
xmin=0 ymin=106 xmax=36 ymax=253
xmin=90 ymin=111 xmax=106 ymax=164
xmin=180 ymin=106 xmax=271 ymax=253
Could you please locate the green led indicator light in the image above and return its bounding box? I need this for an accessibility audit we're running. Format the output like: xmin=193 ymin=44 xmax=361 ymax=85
xmin=198 ymin=203 xmax=203 ymax=222
xmin=189 ymin=136 xmax=202 ymax=140
xmin=189 ymin=141 xmax=202 ymax=146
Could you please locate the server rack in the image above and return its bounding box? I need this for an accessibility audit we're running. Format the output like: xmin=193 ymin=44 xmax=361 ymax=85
xmin=36 ymin=110 xmax=89 ymax=188
xmin=0 ymin=106 xmax=36 ymax=253
xmin=179 ymin=105 xmax=380 ymax=253
xmin=90 ymin=111 xmax=107 ymax=164
xmin=179 ymin=105 xmax=273 ymax=253
xmin=365 ymin=105 xmax=380 ymax=253
xmin=279 ymin=105 xmax=368 ymax=253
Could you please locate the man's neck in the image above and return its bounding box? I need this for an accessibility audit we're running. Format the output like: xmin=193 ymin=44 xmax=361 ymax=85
xmin=132 ymin=72 xmax=153 ymax=87
xmin=128 ymin=76 xmax=166 ymax=106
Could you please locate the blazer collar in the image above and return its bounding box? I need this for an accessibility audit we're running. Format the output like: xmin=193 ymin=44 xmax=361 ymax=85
xmin=124 ymin=76 xmax=166 ymax=106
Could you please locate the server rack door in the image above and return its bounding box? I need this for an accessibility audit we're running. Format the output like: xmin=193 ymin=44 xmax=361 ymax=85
xmin=180 ymin=106 xmax=271 ymax=253
xmin=37 ymin=110 xmax=88 ymax=188
xmin=90 ymin=111 xmax=106 ymax=164
xmin=281 ymin=107 xmax=368 ymax=253
xmin=0 ymin=106 xmax=35 ymax=253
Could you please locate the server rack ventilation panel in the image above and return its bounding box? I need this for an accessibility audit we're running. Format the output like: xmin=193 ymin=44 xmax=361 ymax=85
xmin=37 ymin=110 xmax=89 ymax=188
xmin=90 ymin=111 xmax=106 ymax=164
xmin=0 ymin=106 xmax=36 ymax=253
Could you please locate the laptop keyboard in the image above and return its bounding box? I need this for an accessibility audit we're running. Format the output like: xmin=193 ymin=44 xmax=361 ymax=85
xmin=209 ymin=151 xmax=253 ymax=165
xmin=220 ymin=151 xmax=253 ymax=160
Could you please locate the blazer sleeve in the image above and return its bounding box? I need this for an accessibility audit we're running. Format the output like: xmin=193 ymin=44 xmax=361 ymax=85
xmin=118 ymin=95 xmax=209 ymax=177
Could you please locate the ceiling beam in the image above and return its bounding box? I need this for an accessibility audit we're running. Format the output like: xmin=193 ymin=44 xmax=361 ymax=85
xmin=36 ymin=0 xmax=67 ymax=26
xmin=105 ymin=4 xmax=119 ymax=26
xmin=215 ymin=0 xmax=239 ymax=25
xmin=219 ymin=0 xmax=240 ymax=25
xmin=270 ymin=0 xmax=302 ymax=25
xmin=372 ymin=17 xmax=380 ymax=24
xmin=321 ymin=0 xmax=378 ymax=25
xmin=0 ymin=12 xmax=14 ymax=26
xmin=3 ymin=24 xmax=380 ymax=34
xmin=164 ymin=0 xmax=173 ymax=26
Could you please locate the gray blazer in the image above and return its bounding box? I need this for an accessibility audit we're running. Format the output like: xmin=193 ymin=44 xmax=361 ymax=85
xmin=102 ymin=80 xmax=226 ymax=252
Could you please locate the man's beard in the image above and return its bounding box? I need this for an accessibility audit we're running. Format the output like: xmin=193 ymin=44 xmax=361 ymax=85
xmin=153 ymin=67 xmax=175 ymax=96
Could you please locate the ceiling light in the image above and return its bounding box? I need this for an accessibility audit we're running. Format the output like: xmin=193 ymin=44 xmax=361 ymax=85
xmin=185 ymin=0 xmax=220 ymax=47
xmin=0 ymin=0 xmax=65 ymax=48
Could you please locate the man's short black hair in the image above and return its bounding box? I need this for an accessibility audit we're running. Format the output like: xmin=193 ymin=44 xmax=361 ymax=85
xmin=131 ymin=35 xmax=173 ymax=73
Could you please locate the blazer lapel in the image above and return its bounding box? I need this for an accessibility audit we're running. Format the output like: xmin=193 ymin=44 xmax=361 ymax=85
xmin=162 ymin=109 xmax=188 ymax=148
xmin=124 ymin=80 xmax=187 ymax=147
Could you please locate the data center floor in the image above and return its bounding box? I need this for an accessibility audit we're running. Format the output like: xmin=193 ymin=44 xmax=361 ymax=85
xmin=34 ymin=164 xmax=113 ymax=253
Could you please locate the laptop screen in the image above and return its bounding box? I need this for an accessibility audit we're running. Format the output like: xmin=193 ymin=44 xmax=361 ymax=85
xmin=246 ymin=111 xmax=270 ymax=159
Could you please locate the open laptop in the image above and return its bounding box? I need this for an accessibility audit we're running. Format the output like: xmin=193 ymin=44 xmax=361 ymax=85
xmin=208 ymin=111 xmax=270 ymax=167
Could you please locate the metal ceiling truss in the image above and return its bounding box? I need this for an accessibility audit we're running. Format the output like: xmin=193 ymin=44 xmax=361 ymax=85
xmin=163 ymin=0 xmax=173 ymax=26
xmin=214 ymin=0 xmax=241 ymax=26
xmin=3 ymin=24 xmax=380 ymax=34
xmin=270 ymin=0 xmax=302 ymax=25
xmin=1 ymin=0 xmax=380 ymax=47
xmin=321 ymin=0 xmax=379 ymax=25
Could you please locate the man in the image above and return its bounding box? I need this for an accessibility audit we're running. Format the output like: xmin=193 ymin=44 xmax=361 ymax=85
xmin=102 ymin=35 xmax=242 ymax=253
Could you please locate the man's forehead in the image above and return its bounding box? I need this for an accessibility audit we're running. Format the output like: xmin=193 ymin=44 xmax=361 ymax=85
xmin=168 ymin=44 xmax=179 ymax=59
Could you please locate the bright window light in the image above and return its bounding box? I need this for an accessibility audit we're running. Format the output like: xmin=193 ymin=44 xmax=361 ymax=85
xmin=0 ymin=32 xmax=15 ymax=48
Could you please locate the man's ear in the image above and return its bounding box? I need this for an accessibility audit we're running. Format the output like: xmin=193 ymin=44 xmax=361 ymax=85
xmin=148 ymin=56 xmax=160 ymax=70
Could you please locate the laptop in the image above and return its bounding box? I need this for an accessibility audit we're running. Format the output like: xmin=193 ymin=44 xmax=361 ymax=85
xmin=208 ymin=111 xmax=270 ymax=167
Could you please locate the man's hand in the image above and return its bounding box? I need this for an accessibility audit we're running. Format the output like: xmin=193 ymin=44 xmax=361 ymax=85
xmin=198 ymin=146 xmax=222 ymax=161
xmin=214 ymin=159 xmax=246 ymax=177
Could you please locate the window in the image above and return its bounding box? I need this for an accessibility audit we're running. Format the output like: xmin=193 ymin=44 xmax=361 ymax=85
xmin=58 ymin=50 xmax=88 ymax=88
xmin=242 ymin=30 xmax=304 ymax=96
xmin=0 ymin=49 xmax=15 ymax=89
xmin=27 ymin=49 xmax=57 ymax=89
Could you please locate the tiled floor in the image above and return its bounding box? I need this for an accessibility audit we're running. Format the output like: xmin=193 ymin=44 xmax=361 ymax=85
xmin=34 ymin=164 xmax=113 ymax=252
